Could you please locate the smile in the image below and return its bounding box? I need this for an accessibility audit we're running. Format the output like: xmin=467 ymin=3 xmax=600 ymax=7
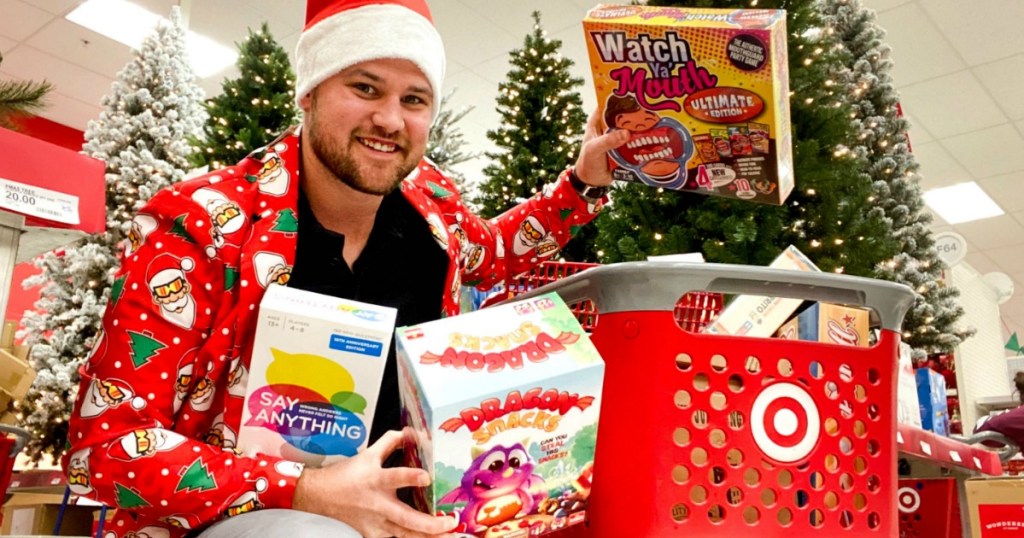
xmin=358 ymin=137 xmax=398 ymax=153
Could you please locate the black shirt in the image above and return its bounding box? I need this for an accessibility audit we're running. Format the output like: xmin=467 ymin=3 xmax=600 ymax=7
xmin=289 ymin=187 xmax=448 ymax=443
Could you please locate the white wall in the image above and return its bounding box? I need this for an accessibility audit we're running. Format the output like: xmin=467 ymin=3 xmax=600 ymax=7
xmin=951 ymin=263 xmax=1011 ymax=428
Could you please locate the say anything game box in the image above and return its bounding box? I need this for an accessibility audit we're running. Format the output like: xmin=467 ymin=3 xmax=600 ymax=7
xmin=237 ymin=285 xmax=396 ymax=467
xmin=583 ymin=5 xmax=793 ymax=204
xmin=396 ymin=293 xmax=604 ymax=538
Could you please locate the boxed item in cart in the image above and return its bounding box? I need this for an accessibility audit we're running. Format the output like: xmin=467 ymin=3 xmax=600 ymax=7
xmin=916 ymin=367 xmax=949 ymax=436
xmin=775 ymin=302 xmax=870 ymax=347
xmin=582 ymin=4 xmax=793 ymax=204
xmin=704 ymin=245 xmax=820 ymax=337
xmin=396 ymin=292 xmax=604 ymax=537
xmin=237 ymin=285 xmax=396 ymax=466
xmin=966 ymin=477 xmax=1024 ymax=537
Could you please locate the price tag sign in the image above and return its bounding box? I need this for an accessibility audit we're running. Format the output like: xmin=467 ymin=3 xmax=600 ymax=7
xmin=0 ymin=177 xmax=80 ymax=225
xmin=933 ymin=231 xmax=967 ymax=267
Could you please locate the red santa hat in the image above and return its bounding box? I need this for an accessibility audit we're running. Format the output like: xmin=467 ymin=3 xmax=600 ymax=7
xmin=294 ymin=0 xmax=446 ymax=118
xmin=147 ymin=254 xmax=195 ymax=288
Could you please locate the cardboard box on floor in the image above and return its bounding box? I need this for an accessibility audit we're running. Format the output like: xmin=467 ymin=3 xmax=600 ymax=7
xmin=0 ymin=492 xmax=98 ymax=536
xmin=0 ymin=320 xmax=34 ymax=403
xmin=966 ymin=477 xmax=1024 ymax=537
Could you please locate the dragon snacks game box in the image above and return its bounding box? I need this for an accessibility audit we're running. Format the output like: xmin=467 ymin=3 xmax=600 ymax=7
xmin=583 ymin=5 xmax=794 ymax=204
xmin=396 ymin=293 xmax=604 ymax=538
xmin=237 ymin=285 xmax=396 ymax=467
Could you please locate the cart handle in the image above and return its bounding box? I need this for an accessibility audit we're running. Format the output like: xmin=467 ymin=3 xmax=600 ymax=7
xmin=0 ymin=424 xmax=30 ymax=458
xmin=510 ymin=261 xmax=916 ymax=333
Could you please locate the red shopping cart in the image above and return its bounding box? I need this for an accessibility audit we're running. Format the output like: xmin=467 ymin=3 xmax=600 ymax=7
xmin=508 ymin=261 xmax=723 ymax=332
xmin=0 ymin=424 xmax=31 ymax=525
xmin=510 ymin=262 xmax=915 ymax=537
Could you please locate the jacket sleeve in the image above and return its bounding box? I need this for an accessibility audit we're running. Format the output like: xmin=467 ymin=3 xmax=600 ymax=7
xmin=62 ymin=184 xmax=300 ymax=528
xmin=458 ymin=168 xmax=604 ymax=289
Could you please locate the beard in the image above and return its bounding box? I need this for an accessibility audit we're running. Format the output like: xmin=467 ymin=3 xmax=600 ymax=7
xmin=306 ymin=94 xmax=420 ymax=196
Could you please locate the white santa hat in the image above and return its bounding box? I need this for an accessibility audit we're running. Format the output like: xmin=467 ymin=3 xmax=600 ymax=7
xmin=147 ymin=254 xmax=195 ymax=288
xmin=294 ymin=0 xmax=446 ymax=118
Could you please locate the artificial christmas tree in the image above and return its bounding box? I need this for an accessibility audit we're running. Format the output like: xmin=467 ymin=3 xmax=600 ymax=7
xmin=472 ymin=11 xmax=593 ymax=261
xmin=820 ymin=0 xmax=972 ymax=357
xmin=592 ymin=0 xmax=896 ymax=277
xmin=0 ymin=51 xmax=52 ymax=129
xmin=191 ymin=22 xmax=298 ymax=170
xmin=17 ymin=8 xmax=206 ymax=460
xmin=427 ymin=90 xmax=479 ymax=194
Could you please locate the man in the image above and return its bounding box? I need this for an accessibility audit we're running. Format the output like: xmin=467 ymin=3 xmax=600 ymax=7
xmin=64 ymin=1 xmax=627 ymax=537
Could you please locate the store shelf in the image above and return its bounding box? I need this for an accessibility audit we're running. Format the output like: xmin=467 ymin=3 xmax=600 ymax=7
xmin=897 ymin=423 xmax=1003 ymax=476
xmin=975 ymin=395 xmax=1020 ymax=413
xmin=7 ymin=468 xmax=67 ymax=494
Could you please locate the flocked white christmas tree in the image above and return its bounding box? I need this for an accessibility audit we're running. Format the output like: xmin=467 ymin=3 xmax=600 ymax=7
xmin=17 ymin=7 xmax=206 ymax=460
xmin=426 ymin=89 xmax=479 ymax=195
xmin=821 ymin=0 xmax=973 ymax=358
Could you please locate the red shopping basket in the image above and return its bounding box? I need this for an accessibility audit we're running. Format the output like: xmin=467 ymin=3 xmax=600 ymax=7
xmin=0 ymin=425 xmax=31 ymax=525
xmin=508 ymin=261 xmax=723 ymax=332
xmin=513 ymin=262 xmax=915 ymax=537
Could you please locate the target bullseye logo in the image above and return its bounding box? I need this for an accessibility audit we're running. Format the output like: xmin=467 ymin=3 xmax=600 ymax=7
xmin=751 ymin=382 xmax=821 ymax=463
xmin=897 ymin=487 xmax=921 ymax=513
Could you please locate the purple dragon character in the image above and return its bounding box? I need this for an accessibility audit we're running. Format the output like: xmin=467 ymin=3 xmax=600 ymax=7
xmin=439 ymin=442 xmax=547 ymax=533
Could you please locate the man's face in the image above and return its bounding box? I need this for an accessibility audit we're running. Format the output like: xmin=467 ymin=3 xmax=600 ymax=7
xmin=300 ymin=58 xmax=434 ymax=195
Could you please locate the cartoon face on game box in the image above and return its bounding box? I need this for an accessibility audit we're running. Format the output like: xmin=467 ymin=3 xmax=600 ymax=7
xmin=584 ymin=5 xmax=794 ymax=204
xmin=396 ymin=293 xmax=604 ymax=537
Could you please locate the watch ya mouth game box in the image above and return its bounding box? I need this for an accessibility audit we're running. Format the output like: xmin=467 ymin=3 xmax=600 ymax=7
xmin=396 ymin=293 xmax=604 ymax=538
xmin=583 ymin=4 xmax=794 ymax=204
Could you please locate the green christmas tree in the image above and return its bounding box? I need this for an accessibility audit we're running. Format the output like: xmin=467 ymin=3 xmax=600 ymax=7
xmin=472 ymin=11 xmax=592 ymax=261
xmin=0 ymin=52 xmax=53 ymax=129
xmin=191 ymin=23 xmax=299 ymax=170
xmin=593 ymin=0 xmax=896 ymax=277
xmin=821 ymin=0 xmax=972 ymax=356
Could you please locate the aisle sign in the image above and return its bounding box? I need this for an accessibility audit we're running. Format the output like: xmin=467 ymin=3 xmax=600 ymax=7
xmin=933 ymin=231 xmax=967 ymax=267
xmin=0 ymin=178 xmax=80 ymax=225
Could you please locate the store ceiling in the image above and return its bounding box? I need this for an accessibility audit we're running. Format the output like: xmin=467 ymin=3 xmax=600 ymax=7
xmin=2 ymin=0 xmax=1023 ymax=341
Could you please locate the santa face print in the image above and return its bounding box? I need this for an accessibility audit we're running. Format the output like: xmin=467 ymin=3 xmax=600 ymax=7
xmin=189 ymin=376 xmax=216 ymax=412
xmin=109 ymin=429 xmax=187 ymax=462
xmin=206 ymin=413 xmax=238 ymax=450
xmin=513 ymin=214 xmax=559 ymax=258
xmin=227 ymin=357 xmax=248 ymax=398
xmin=80 ymin=378 xmax=144 ymax=418
xmin=153 ymin=278 xmax=191 ymax=313
xmin=252 ymin=252 xmax=291 ymax=289
xmin=67 ymin=448 xmax=93 ymax=495
xmin=225 ymin=478 xmax=268 ymax=518
xmin=125 ymin=214 xmax=157 ymax=257
xmin=192 ymin=188 xmax=246 ymax=254
xmin=257 ymin=153 xmax=289 ymax=196
xmin=173 ymin=363 xmax=193 ymax=414
xmin=147 ymin=255 xmax=197 ymax=329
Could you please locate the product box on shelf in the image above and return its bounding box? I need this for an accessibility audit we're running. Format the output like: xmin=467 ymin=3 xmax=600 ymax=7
xmin=775 ymin=302 xmax=870 ymax=347
xmin=966 ymin=477 xmax=1024 ymax=537
xmin=704 ymin=245 xmax=820 ymax=337
xmin=396 ymin=292 xmax=604 ymax=537
xmin=916 ymin=367 xmax=950 ymax=436
xmin=583 ymin=4 xmax=793 ymax=204
xmin=237 ymin=285 xmax=396 ymax=466
xmin=897 ymin=343 xmax=923 ymax=429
